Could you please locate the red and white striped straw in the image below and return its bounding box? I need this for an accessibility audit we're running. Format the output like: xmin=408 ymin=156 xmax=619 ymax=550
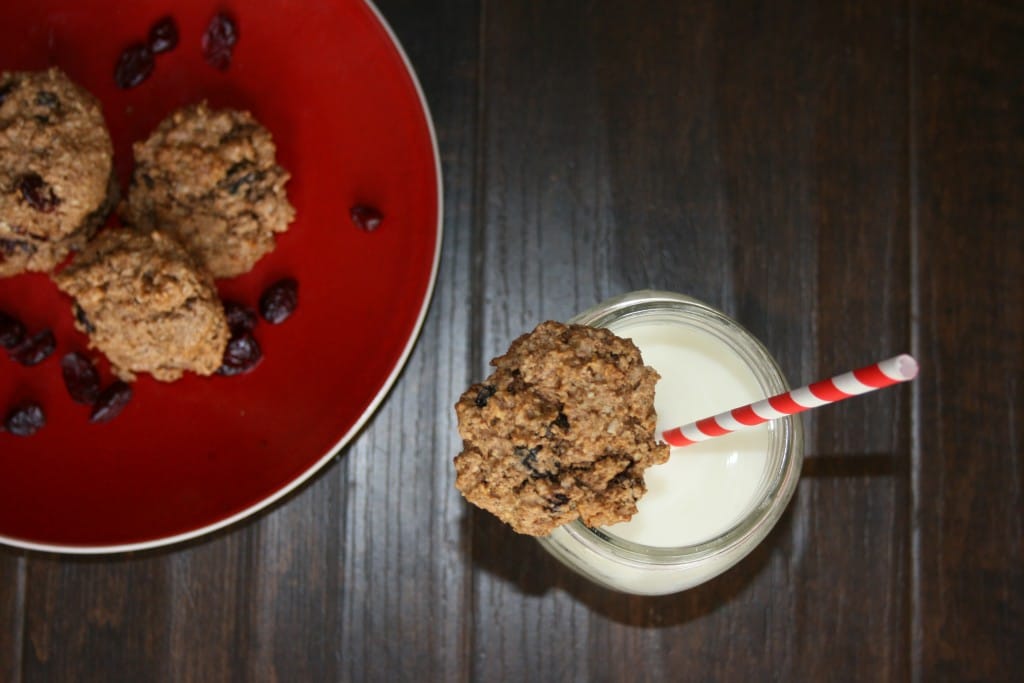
xmin=661 ymin=354 xmax=919 ymax=447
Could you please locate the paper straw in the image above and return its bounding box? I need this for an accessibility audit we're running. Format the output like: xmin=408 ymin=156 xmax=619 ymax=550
xmin=661 ymin=354 xmax=919 ymax=447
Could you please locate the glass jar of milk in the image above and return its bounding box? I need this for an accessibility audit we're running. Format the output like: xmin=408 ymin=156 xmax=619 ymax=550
xmin=537 ymin=291 xmax=804 ymax=595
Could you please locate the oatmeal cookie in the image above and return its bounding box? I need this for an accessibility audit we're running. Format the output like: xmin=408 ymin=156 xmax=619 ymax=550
xmin=54 ymin=229 xmax=229 ymax=382
xmin=454 ymin=321 xmax=670 ymax=536
xmin=0 ymin=68 xmax=116 ymax=276
xmin=123 ymin=102 xmax=295 ymax=278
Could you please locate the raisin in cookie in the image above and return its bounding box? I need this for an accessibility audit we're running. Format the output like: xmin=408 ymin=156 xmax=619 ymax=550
xmin=123 ymin=102 xmax=295 ymax=278
xmin=54 ymin=229 xmax=229 ymax=382
xmin=454 ymin=321 xmax=670 ymax=536
xmin=0 ymin=68 xmax=116 ymax=277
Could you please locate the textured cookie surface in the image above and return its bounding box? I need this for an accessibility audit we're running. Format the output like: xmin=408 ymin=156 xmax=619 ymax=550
xmin=0 ymin=68 xmax=115 ymax=276
xmin=124 ymin=102 xmax=295 ymax=278
xmin=54 ymin=229 xmax=229 ymax=382
xmin=454 ymin=321 xmax=670 ymax=536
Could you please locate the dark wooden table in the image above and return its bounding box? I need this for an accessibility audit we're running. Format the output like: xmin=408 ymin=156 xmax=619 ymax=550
xmin=2 ymin=1 xmax=1022 ymax=680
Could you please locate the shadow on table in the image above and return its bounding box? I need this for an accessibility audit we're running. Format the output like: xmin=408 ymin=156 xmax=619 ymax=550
xmin=801 ymin=452 xmax=900 ymax=478
xmin=466 ymin=450 xmax=899 ymax=627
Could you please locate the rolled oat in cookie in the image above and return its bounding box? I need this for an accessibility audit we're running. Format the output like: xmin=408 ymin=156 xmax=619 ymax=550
xmin=0 ymin=68 xmax=116 ymax=277
xmin=454 ymin=321 xmax=670 ymax=536
xmin=53 ymin=229 xmax=229 ymax=382
xmin=123 ymin=102 xmax=295 ymax=278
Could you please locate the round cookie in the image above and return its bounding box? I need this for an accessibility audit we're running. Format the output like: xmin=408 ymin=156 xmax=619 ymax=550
xmin=0 ymin=68 xmax=116 ymax=277
xmin=124 ymin=102 xmax=295 ymax=278
xmin=54 ymin=229 xmax=230 ymax=382
xmin=454 ymin=321 xmax=670 ymax=536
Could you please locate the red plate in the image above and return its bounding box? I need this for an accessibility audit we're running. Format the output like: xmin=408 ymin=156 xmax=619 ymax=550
xmin=0 ymin=0 xmax=441 ymax=551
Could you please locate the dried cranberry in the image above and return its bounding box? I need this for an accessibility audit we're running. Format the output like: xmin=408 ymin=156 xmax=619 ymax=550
xmin=89 ymin=381 xmax=133 ymax=423
xmin=0 ymin=311 xmax=26 ymax=349
xmin=0 ymin=238 xmax=36 ymax=257
xmin=259 ymin=279 xmax=298 ymax=324
xmin=18 ymin=173 xmax=60 ymax=212
xmin=114 ymin=43 xmax=155 ymax=89
xmin=9 ymin=329 xmax=55 ymax=366
xmin=223 ymin=301 xmax=257 ymax=334
xmin=35 ymin=91 xmax=59 ymax=108
xmin=203 ymin=13 xmax=238 ymax=71
xmin=61 ymin=352 xmax=102 ymax=405
xmin=475 ymin=385 xmax=497 ymax=407
xmin=350 ymin=204 xmax=383 ymax=231
xmin=217 ymin=332 xmax=262 ymax=376
xmin=148 ymin=16 xmax=179 ymax=54
xmin=515 ymin=446 xmax=542 ymax=476
xmin=546 ymin=493 xmax=570 ymax=512
xmin=221 ymin=161 xmax=263 ymax=195
xmin=73 ymin=304 xmax=96 ymax=334
xmin=4 ymin=402 xmax=45 ymax=437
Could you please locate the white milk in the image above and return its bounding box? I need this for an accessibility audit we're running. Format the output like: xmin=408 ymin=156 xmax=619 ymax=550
xmin=602 ymin=320 xmax=771 ymax=547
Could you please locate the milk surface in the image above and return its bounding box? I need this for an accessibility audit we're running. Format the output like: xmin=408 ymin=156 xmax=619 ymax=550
xmin=603 ymin=320 xmax=772 ymax=547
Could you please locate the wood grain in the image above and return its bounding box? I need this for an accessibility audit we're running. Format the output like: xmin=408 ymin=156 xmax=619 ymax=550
xmin=0 ymin=551 xmax=25 ymax=683
xmin=336 ymin=1 xmax=480 ymax=681
xmin=911 ymin=1 xmax=1024 ymax=679
xmin=471 ymin=1 xmax=911 ymax=681
xmin=21 ymin=553 xmax=173 ymax=681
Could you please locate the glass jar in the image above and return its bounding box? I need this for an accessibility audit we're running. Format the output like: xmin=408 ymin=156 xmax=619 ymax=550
xmin=536 ymin=290 xmax=804 ymax=595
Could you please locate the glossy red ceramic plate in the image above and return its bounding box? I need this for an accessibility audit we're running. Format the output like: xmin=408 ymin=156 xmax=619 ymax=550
xmin=0 ymin=0 xmax=441 ymax=552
